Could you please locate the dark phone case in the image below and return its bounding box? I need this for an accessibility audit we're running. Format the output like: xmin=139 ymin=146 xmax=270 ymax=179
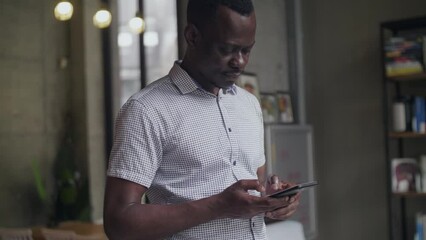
xmin=268 ymin=181 xmax=318 ymax=198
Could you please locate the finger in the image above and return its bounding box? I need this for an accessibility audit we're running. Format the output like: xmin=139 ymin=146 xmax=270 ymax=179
xmin=290 ymin=192 xmax=301 ymax=203
xmin=271 ymin=199 xmax=299 ymax=214
xmin=269 ymin=175 xmax=280 ymax=190
xmin=271 ymin=175 xmax=279 ymax=185
xmin=238 ymin=179 xmax=265 ymax=193
xmin=264 ymin=196 xmax=291 ymax=211
xmin=273 ymin=208 xmax=297 ymax=220
xmin=266 ymin=201 xmax=299 ymax=219
xmin=282 ymin=182 xmax=291 ymax=189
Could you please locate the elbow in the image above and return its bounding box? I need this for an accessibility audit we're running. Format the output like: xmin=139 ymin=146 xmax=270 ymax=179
xmin=103 ymin=213 xmax=118 ymax=240
xmin=104 ymin=209 xmax=142 ymax=240
xmin=104 ymin=210 xmax=128 ymax=240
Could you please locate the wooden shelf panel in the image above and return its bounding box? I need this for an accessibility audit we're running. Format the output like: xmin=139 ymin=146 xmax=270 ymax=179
xmin=393 ymin=192 xmax=426 ymax=198
xmin=388 ymin=132 xmax=426 ymax=138
xmin=387 ymin=73 xmax=426 ymax=82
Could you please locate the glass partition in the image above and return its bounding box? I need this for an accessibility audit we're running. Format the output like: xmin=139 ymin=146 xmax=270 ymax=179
xmin=117 ymin=0 xmax=178 ymax=106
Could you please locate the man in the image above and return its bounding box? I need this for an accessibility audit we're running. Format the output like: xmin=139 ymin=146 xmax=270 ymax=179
xmin=104 ymin=0 xmax=300 ymax=239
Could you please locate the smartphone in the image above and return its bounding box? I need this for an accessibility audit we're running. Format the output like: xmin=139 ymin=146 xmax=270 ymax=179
xmin=267 ymin=180 xmax=318 ymax=198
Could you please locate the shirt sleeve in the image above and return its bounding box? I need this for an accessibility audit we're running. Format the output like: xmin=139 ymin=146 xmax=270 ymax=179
xmin=254 ymin=98 xmax=266 ymax=168
xmin=107 ymin=99 xmax=163 ymax=188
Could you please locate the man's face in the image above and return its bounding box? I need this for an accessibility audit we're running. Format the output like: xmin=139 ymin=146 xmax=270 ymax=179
xmin=194 ymin=5 xmax=256 ymax=90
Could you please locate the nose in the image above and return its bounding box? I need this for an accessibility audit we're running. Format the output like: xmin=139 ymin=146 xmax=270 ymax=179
xmin=229 ymin=51 xmax=246 ymax=69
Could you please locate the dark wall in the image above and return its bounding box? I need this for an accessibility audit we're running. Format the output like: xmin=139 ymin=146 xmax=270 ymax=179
xmin=302 ymin=0 xmax=426 ymax=239
xmin=0 ymin=0 xmax=71 ymax=226
xmin=0 ymin=0 xmax=107 ymax=226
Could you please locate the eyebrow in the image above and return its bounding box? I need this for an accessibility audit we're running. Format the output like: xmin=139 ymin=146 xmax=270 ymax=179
xmin=222 ymin=41 xmax=256 ymax=49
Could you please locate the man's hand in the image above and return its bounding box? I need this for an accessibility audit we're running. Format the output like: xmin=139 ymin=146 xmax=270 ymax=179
xmin=264 ymin=175 xmax=301 ymax=220
xmin=214 ymin=179 xmax=293 ymax=219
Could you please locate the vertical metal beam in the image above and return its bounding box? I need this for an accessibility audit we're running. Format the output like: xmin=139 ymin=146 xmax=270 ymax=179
xmin=380 ymin=24 xmax=401 ymax=240
xmin=285 ymin=0 xmax=306 ymax=124
xmin=176 ymin=0 xmax=189 ymax=59
xmin=101 ymin=0 xmax=113 ymax=159
xmin=401 ymin=197 xmax=407 ymax=240
xmin=138 ymin=0 xmax=147 ymax=88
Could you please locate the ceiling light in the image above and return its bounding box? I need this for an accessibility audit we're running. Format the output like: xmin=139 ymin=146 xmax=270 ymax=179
xmin=54 ymin=1 xmax=74 ymax=21
xmin=93 ymin=9 xmax=112 ymax=29
xmin=129 ymin=13 xmax=145 ymax=34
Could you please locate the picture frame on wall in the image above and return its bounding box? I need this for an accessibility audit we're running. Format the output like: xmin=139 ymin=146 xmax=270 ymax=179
xmin=236 ymin=72 xmax=260 ymax=100
xmin=260 ymin=93 xmax=279 ymax=123
xmin=276 ymin=92 xmax=294 ymax=123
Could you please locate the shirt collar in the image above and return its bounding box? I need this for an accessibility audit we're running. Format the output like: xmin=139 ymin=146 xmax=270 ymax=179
xmin=169 ymin=61 xmax=237 ymax=96
xmin=223 ymin=85 xmax=237 ymax=95
xmin=169 ymin=61 xmax=198 ymax=95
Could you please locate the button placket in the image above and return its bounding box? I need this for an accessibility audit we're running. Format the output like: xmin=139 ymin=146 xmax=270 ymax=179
xmin=216 ymin=93 xmax=235 ymax=168
xmin=217 ymin=92 xmax=242 ymax=179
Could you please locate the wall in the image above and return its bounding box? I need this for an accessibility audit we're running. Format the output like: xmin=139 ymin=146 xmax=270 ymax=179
xmin=70 ymin=0 xmax=107 ymax=223
xmin=248 ymin=1 xmax=289 ymax=93
xmin=0 ymin=0 xmax=106 ymax=227
xmin=0 ymin=0 xmax=71 ymax=226
xmin=301 ymin=0 xmax=426 ymax=239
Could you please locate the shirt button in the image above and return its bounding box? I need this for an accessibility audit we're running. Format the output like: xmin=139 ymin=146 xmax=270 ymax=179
xmin=233 ymin=161 xmax=236 ymax=166
xmin=228 ymin=128 xmax=232 ymax=132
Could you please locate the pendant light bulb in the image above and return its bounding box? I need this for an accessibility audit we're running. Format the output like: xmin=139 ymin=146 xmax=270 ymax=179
xmin=54 ymin=1 xmax=74 ymax=21
xmin=129 ymin=15 xmax=145 ymax=34
xmin=93 ymin=9 xmax=112 ymax=29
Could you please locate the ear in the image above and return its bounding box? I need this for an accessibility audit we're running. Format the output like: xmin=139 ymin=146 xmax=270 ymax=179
xmin=184 ymin=23 xmax=201 ymax=48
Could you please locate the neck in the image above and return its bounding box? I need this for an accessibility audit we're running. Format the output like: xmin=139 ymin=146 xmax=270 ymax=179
xmin=180 ymin=57 xmax=220 ymax=96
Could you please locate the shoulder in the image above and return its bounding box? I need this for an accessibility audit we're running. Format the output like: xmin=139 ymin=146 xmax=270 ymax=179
xmin=117 ymin=76 xmax=178 ymax=121
xmin=119 ymin=74 xmax=190 ymax=125
xmin=130 ymin=75 xmax=177 ymax=105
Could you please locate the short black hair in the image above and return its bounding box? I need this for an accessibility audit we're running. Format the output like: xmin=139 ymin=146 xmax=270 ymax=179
xmin=187 ymin=0 xmax=254 ymax=30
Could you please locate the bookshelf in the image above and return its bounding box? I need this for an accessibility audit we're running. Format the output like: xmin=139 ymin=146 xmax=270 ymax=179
xmin=393 ymin=192 xmax=426 ymax=198
xmin=381 ymin=16 xmax=426 ymax=240
xmin=388 ymin=73 xmax=426 ymax=82
xmin=388 ymin=132 xmax=426 ymax=138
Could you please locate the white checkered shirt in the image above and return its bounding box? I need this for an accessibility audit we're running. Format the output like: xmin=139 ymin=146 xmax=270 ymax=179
xmin=107 ymin=62 xmax=267 ymax=240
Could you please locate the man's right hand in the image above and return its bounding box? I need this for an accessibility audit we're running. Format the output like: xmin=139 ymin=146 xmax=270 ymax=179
xmin=213 ymin=179 xmax=292 ymax=219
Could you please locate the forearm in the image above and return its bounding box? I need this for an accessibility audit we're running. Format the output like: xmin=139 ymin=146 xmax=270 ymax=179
xmin=104 ymin=176 xmax=285 ymax=239
xmin=105 ymin=194 xmax=223 ymax=240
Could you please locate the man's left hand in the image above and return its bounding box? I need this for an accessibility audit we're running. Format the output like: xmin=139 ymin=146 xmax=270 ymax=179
xmin=264 ymin=175 xmax=301 ymax=220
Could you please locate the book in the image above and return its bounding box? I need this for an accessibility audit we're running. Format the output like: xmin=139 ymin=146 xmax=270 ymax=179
xmin=415 ymin=212 xmax=426 ymax=240
xmin=423 ymin=36 xmax=426 ymax=70
xmin=420 ymin=155 xmax=426 ymax=193
xmin=391 ymin=158 xmax=421 ymax=193
xmin=385 ymin=37 xmax=424 ymax=77
xmin=423 ymin=213 xmax=426 ymax=240
xmin=417 ymin=212 xmax=424 ymax=240
xmin=412 ymin=96 xmax=426 ymax=133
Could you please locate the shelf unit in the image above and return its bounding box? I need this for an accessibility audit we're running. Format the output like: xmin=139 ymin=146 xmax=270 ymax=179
xmin=381 ymin=16 xmax=426 ymax=240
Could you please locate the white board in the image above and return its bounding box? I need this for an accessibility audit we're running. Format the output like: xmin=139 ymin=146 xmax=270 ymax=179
xmin=265 ymin=125 xmax=317 ymax=239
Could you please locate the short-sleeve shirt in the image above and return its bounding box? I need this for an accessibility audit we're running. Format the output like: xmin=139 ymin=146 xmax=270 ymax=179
xmin=107 ymin=62 xmax=267 ymax=240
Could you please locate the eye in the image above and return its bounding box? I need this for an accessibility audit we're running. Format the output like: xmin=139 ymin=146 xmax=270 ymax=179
xmin=242 ymin=47 xmax=252 ymax=55
xmin=219 ymin=45 xmax=234 ymax=55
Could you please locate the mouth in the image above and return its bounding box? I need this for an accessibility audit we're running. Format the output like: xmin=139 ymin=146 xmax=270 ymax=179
xmin=223 ymin=71 xmax=242 ymax=79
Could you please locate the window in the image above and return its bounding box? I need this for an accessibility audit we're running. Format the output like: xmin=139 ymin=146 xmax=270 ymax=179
xmin=117 ymin=0 xmax=178 ymax=105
